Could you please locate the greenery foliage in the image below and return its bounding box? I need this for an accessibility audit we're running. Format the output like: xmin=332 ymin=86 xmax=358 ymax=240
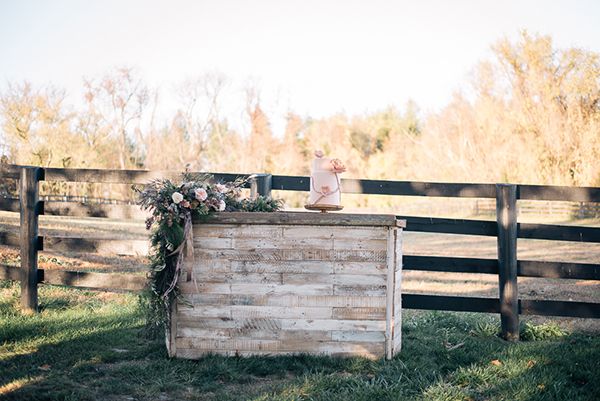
xmin=136 ymin=174 xmax=282 ymax=336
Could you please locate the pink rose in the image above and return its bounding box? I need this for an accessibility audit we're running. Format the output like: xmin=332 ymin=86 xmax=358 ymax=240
xmin=194 ymin=188 xmax=208 ymax=201
xmin=330 ymin=158 xmax=346 ymax=173
xmin=180 ymin=200 xmax=190 ymax=208
xmin=215 ymin=183 xmax=228 ymax=193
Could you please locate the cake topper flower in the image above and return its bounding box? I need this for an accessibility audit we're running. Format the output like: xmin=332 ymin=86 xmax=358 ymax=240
xmin=330 ymin=158 xmax=346 ymax=173
xmin=314 ymin=150 xmax=324 ymax=158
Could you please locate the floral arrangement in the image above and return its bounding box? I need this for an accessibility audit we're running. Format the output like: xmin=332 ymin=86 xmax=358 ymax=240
xmin=136 ymin=173 xmax=282 ymax=335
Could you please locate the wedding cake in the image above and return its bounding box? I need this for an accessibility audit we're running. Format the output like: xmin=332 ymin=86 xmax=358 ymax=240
xmin=307 ymin=150 xmax=346 ymax=208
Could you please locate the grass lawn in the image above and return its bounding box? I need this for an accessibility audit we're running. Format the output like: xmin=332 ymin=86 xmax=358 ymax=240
xmin=1 ymin=282 xmax=599 ymax=401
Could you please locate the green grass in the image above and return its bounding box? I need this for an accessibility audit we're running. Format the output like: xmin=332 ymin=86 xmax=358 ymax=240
xmin=1 ymin=282 xmax=599 ymax=401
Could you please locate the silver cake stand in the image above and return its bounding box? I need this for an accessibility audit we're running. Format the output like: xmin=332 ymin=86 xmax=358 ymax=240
xmin=304 ymin=204 xmax=344 ymax=213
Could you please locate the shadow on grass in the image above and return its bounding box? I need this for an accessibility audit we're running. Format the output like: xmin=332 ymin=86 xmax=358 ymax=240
xmin=2 ymin=308 xmax=599 ymax=401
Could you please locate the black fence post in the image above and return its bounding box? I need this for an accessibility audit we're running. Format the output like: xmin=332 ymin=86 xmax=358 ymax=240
xmin=496 ymin=183 xmax=519 ymax=340
xmin=20 ymin=166 xmax=43 ymax=313
xmin=250 ymin=174 xmax=272 ymax=199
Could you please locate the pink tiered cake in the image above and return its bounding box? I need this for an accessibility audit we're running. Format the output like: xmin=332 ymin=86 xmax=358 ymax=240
xmin=308 ymin=150 xmax=346 ymax=207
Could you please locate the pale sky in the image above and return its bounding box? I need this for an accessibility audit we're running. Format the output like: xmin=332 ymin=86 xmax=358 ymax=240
xmin=1 ymin=0 xmax=599 ymax=135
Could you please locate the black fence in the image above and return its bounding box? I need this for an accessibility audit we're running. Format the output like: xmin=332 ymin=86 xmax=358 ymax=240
xmin=1 ymin=165 xmax=599 ymax=341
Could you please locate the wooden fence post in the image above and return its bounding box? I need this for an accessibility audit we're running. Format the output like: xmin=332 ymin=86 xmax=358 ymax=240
xmin=250 ymin=174 xmax=272 ymax=199
xmin=496 ymin=183 xmax=519 ymax=340
xmin=20 ymin=166 xmax=43 ymax=313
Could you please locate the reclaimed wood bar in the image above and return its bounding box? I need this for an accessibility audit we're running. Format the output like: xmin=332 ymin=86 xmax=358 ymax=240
xmin=168 ymin=212 xmax=406 ymax=360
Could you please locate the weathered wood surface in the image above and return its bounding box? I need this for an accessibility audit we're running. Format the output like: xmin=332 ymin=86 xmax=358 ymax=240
xmin=197 ymin=212 xmax=406 ymax=228
xmin=496 ymin=184 xmax=519 ymax=341
xmin=41 ymin=237 xmax=149 ymax=256
xmin=172 ymin=217 xmax=403 ymax=359
xmin=0 ymin=264 xmax=20 ymax=280
xmin=43 ymin=201 xmax=148 ymax=219
xmin=20 ymin=167 xmax=42 ymax=313
xmin=0 ymin=265 xmax=146 ymax=291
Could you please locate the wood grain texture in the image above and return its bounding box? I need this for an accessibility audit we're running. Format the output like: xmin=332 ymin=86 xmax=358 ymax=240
xmin=20 ymin=167 xmax=41 ymax=313
xmin=197 ymin=211 xmax=402 ymax=227
xmin=174 ymin=218 xmax=403 ymax=359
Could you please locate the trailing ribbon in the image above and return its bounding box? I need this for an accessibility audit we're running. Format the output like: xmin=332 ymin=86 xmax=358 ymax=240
xmin=163 ymin=212 xmax=194 ymax=301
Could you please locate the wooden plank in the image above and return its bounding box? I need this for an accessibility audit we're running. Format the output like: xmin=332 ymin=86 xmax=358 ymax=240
xmin=231 ymin=261 xmax=334 ymax=274
xmin=496 ymin=184 xmax=519 ymax=341
xmin=41 ymin=270 xmax=146 ymax=291
xmin=283 ymin=273 xmax=387 ymax=286
xmin=335 ymin=250 xmax=387 ymax=262
xmin=334 ymin=284 xmax=387 ymax=296
xmin=0 ymin=197 xmax=19 ymax=212
xmin=280 ymin=318 xmax=386 ymax=331
xmin=402 ymin=294 xmax=501 ymax=313
xmin=401 ymin=216 xmax=498 ymax=236
xmin=333 ymin=261 xmax=387 ymax=275
xmin=193 ymin=237 xmax=233 ymax=249
xmin=393 ymin=228 xmax=403 ymax=357
xmin=192 ymin=272 xmax=282 ymax=284
xmin=195 ymin=248 xmax=387 ymax=262
xmin=0 ymin=232 xmax=22 ymax=247
xmin=332 ymin=307 xmax=386 ymax=320
xmin=519 ymin=184 xmax=600 ymax=202
xmin=197 ymin=211 xmax=400 ymax=227
xmin=179 ymin=282 xmax=231 ymax=294
xmin=192 ymin=259 xmax=231 ymax=273
xmin=176 ymin=317 xmax=242 ymax=329
xmin=0 ymin=164 xmax=22 ymax=179
xmin=331 ymin=331 xmax=385 ymax=342
xmin=230 ymin=306 xmax=332 ymax=319
xmin=518 ymin=260 xmax=600 ymax=280
xmin=282 ymin=226 xmax=387 ymax=240
xmin=385 ymin=227 xmax=395 ymax=359
xmin=518 ymin=223 xmax=600 ymax=243
xmin=333 ymin=239 xmax=387 ymax=251
xmin=232 ymin=237 xmax=334 ymax=250
xmin=271 ymin=175 xmax=496 ymax=198
xmin=229 ymin=283 xmax=333 ymax=296
xmin=176 ymin=348 xmax=381 ymax=359
xmin=42 ymin=201 xmax=147 ymax=219
xmin=43 ymin=167 xmax=250 ymax=185
xmin=177 ymin=327 xmax=231 ymax=340
xmin=176 ymin=327 xmax=333 ymax=342
xmin=520 ymin=299 xmax=600 ymax=319
xmin=41 ymin=236 xmax=149 ymax=255
xmin=403 ymin=255 xmax=498 ymax=274
xmin=193 ymin=224 xmax=283 ymax=239
xmin=183 ymin=294 xmax=388 ymax=308
xmin=0 ymin=264 xmax=20 ymax=281
xmin=178 ymin=305 xmax=232 ymax=319
xmin=20 ymin=166 xmax=42 ymax=313
xmin=175 ymin=338 xmax=384 ymax=356
xmin=176 ymin=337 xmax=281 ymax=351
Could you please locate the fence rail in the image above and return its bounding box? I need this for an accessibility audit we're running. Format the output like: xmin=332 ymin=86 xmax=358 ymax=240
xmin=1 ymin=164 xmax=600 ymax=340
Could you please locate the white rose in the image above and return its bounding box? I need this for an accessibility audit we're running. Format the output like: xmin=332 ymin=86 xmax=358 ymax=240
xmin=218 ymin=199 xmax=226 ymax=211
xmin=194 ymin=188 xmax=208 ymax=201
xmin=171 ymin=192 xmax=184 ymax=204
xmin=215 ymin=183 xmax=228 ymax=193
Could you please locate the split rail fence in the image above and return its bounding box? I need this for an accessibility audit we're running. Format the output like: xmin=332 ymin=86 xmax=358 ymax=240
xmin=1 ymin=164 xmax=599 ymax=340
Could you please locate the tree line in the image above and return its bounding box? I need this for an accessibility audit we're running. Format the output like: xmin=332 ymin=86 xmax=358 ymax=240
xmin=1 ymin=32 xmax=599 ymax=205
